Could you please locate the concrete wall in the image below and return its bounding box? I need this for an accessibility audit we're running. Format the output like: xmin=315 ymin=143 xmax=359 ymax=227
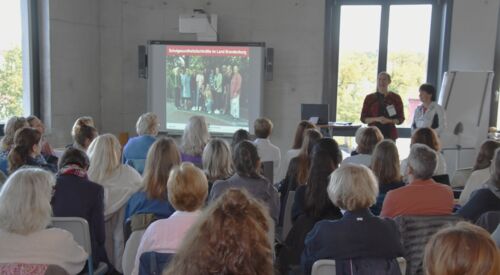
xmin=42 ymin=0 xmax=500 ymax=157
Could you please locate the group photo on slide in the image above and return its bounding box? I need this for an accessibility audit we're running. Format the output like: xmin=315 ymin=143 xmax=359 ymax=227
xmin=165 ymin=45 xmax=251 ymax=130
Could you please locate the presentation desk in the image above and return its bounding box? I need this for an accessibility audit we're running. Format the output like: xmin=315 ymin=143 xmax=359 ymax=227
xmin=316 ymin=123 xmax=361 ymax=137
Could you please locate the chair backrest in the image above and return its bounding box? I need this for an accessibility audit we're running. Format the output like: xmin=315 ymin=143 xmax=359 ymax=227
xmin=312 ymin=258 xmax=406 ymax=275
xmin=126 ymin=159 xmax=146 ymax=175
xmin=51 ymin=217 xmax=92 ymax=254
xmin=281 ymin=191 xmax=296 ymax=240
xmin=122 ymin=229 xmax=145 ymax=275
xmin=394 ymin=215 xmax=462 ymax=275
xmin=431 ymin=174 xmax=450 ymax=186
xmin=139 ymin=251 xmax=175 ymax=275
xmin=476 ymin=211 xmax=500 ymax=233
xmin=261 ymin=161 xmax=274 ymax=184
xmin=450 ymin=167 xmax=473 ymax=188
xmin=311 ymin=259 xmax=336 ymax=275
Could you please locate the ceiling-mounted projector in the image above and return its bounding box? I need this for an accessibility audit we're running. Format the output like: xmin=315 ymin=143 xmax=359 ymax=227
xmin=179 ymin=10 xmax=218 ymax=41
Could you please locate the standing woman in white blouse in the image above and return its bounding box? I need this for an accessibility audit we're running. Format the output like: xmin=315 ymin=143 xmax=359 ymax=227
xmin=412 ymin=84 xmax=446 ymax=136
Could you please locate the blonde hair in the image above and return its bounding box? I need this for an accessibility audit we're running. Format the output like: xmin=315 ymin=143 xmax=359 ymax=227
xmin=254 ymin=117 xmax=273 ymax=139
xmin=181 ymin=116 xmax=210 ymax=156
xmin=202 ymin=138 xmax=233 ymax=182
xmin=136 ymin=112 xmax=159 ymax=136
xmin=424 ymin=222 xmax=500 ymax=275
xmin=71 ymin=116 xmax=95 ymax=138
xmin=0 ymin=168 xmax=54 ymax=235
xmin=327 ymin=164 xmax=378 ymax=211
xmin=1 ymin=116 xmax=28 ymax=151
xmin=87 ymin=134 xmax=122 ymax=183
xmin=356 ymin=126 xmax=383 ymax=154
xmin=168 ymin=162 xmax=208 ymax=211
xmin=143 ymin=137 xmax=181 ymax=200
xmin=371 ymin=139 xmax=401 ymax=184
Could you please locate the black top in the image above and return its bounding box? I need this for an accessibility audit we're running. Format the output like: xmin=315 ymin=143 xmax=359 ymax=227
xmin=457 ymin=188 xmax=500 ymax=223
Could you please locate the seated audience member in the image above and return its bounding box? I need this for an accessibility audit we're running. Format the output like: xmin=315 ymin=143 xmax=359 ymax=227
xmin=400 ymin=127 xmax=447 ymax=180
xmin=380 ymin=144 xmax=454 ymax=218
xmin=26 ymin=115 xmax=56 ymax=162
xmin=0 ymin=116 xmax=28 ymax=174
xmin=123 ymin=112 xmax=159 ymax=164
xmin=71 ymin=118 xmax=98 ymax=152
xmin=279 ymin=150 xmax=342 ymax=274
xmin=0 ymin=168 xmax=87 ymax=274
xmin=125 ymin=137 xmax=181 ymax=221
xmin=369 ymin=140 xmax=405 ymax=215
xmin=253 ymin=117 xmax=281 ymax=183
xmin=202 ymin=138 xmax=233 ymax=191
xmin=209 ymin=140 xmax=280 ymax=222
xmin=8 ymin=128 xmax=57 ymax=174
xmin=493 ymin=224 xmax=500 ymax=247
xmin=459 ymin=140 xmax=500 ymax=205
xmin=292 ymin=137 xmax=342 ymax=221
xmin=230 ymin=128 xmax=251 ymax=150
xmin=51 ymin=148 xmax=109 ymax=269
xmin=281 ymin=121 xmax=316 ymax=179
xmin=301 ymin=164 xmax=403 ymax=275
xmin=164 ymin=189 xmax=274 ymax=275
xmin=132 ymin=163 xmax=208 ymax=275
xmin=180 ymin=115 xmax=210 ymax=167
xmin=424 ymin=222 xmax=500 ymax=275
xmin=342 ymin=126 xmax=383 ymax=167
xmin=71 ymin=116 xmax=95 ymax=137
xmin=87 ymin=134 xmax=142 ymax=217
xmin=458 ymin=148 xmax=500 ymax=222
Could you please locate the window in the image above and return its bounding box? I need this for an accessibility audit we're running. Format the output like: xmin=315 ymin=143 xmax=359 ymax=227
xmin=325 ymin=0 xmax=450 ymax=131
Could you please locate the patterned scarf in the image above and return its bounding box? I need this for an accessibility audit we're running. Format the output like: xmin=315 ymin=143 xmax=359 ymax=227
xmin=58 ymin=164 xmax=87 ymax=178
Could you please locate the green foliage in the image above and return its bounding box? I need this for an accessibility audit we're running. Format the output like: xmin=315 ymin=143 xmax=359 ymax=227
xmin=0 ymin=47 xmax=24 ymax=121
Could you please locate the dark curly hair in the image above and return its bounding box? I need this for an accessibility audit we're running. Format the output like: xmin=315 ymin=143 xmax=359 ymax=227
xmin=164 ymin=188 xmax=274 ymax=275
xmin=233 ymin=140 xmax=261 ymax=179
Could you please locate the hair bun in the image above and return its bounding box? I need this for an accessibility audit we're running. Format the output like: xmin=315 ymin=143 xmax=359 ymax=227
xmin=220 ymin=189 xmax=250 ymax=217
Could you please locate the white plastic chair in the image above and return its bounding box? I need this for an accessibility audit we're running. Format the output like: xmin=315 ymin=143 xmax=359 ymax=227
xmin=311 ymin=257 xmax=406 ymax=275
xmin=51 ymin=217 xmax=108 ymax=275
xmin=122 ymin=229 xmax=145 ymax=275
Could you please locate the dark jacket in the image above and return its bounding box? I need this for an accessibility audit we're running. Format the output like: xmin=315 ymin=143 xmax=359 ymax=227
xmin=301 ymin=209 xmax=403 ymax=275
xmin=457 ymin=186 xmax=500 ymax=222
xmin=51 ymin=174 xmax=108 ymax=266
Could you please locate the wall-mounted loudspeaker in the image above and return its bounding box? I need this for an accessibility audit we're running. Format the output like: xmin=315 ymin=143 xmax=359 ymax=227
xmin=265 ymin=47 xmax=273 ymax=81
xmin=138 ymin=45 xmax=148 ymax=79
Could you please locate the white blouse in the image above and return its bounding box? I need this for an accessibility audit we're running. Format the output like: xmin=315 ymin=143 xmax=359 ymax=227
xmin=412 ymin=102 xmax=447 ymax=136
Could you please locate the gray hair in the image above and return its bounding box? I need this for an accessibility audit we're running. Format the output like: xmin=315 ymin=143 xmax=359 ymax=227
xmin=408 ymin=143 xmax=437 ymax=180
xmin=202 ymin=138 xmax=233 ymax=182
xmin=1 ymin=116 xmax=28 ymax=151
xmin=136 ymin=112 xmax=159 ymax=136
xmin=0 ymin=168 xmax=55 ymax=235
xmin=181 ymin=116 xmax=210 ymax=156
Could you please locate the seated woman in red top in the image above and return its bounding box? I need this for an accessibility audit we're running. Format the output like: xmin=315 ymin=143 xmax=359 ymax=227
xmin=360 ymin=72 xmax=405 ymax=140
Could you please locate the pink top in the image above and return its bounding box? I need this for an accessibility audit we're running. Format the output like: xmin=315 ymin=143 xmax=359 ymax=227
xmin=0 ymin=263 xmax=48 ymax=275
xmin=132 ymin=210 xmax=201 ymax=275
xmin=380 ymin=178 xmax=454 ymax=218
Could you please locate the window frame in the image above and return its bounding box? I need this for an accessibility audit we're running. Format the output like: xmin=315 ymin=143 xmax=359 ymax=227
xmin=323 ymin=0 xmax=453 ymax=137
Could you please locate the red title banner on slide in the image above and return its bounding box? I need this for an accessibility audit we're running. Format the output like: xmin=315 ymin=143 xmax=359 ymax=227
xmin=166 ymin=45 xmax=249 ymax=57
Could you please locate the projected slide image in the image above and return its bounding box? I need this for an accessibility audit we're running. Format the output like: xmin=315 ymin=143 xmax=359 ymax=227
xmin=165 ymin=45 xmax=251 ymax=133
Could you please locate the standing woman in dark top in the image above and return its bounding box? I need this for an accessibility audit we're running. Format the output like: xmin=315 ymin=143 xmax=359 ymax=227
xmin=51 ymin=148 xmax=110 ymax=270
xmin=360 ymin=72 xmax=405 ymax=140
xmin=369 ymin=140 xmax=404 ymax=215
xmin=8 ymin=128 xmax=56 ymax=174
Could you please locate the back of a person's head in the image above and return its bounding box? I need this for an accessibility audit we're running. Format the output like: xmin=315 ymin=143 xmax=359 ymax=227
xmin=136 ymin=112 xmax=159 ymax=136
xmin=356 ymin=126 xmax=383 ymax=154
xmin=424 ymin=222 xmax=500 ymax=275
xmin=474 ymin=140 xmax=500 ymax=171
xmin=371 ymin=139 xmax=401 ymax=184
xmin=231 ymin=129 xmax=251 ymax=149
xmin=202 ymin=138 xmax=233 ymax=182
xmin=1 ymin=116 xmax=27 ymax=151
xmin=407 ymin=143 xmax=437 ymax=180
xmin=87 ymin=134 xmax=121 ymax=183
xmin=311 ymin=138 xmax=342 ymax=168
xmin=292 ymin=120 xmax=315 ymax=149
xmin=233 ymin=140 xmax=260 ymax=179
xmin=254 ymin=117 xmax=273 ymax=139
xmin=167 ymin=162 xmax=208 ymax=212
xmin=296 ymin=129 xmax=323 ymax=185
xmin=305 ymin=150 xmax=338 ymax=218
xmin=73 ymin=123 xmax=98 ymax=149
xmin=411 ymin=127 xmax=440 ymax=151
xmin=71 ymin=116 xmax=95 ymax=138
xmin=181 ymin=115 xmax=210 ymax=156
xmin=143 ymin=137 xmax=181 ymax=200
xmin=328 ymin=164 xmax=378 ymax=212
xmin=58 ymin=147 xmax=89 ymax=170
xmin=0 ymin=168 xmax=54 ymax=235
xmin=8 ymin=127 xmax=41 ymax=173
xmin=489 ymin=148 xmax=500 ymax=188
xmin=164 ymin=188 xmax=273 ymax=275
